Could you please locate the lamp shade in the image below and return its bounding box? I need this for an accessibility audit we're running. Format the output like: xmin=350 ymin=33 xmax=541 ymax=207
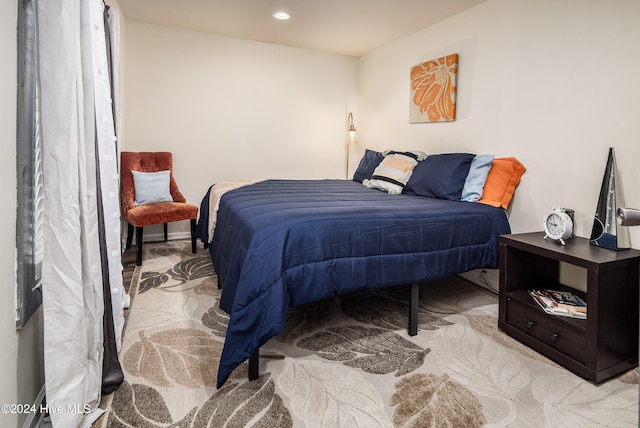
xmin=347 ymin=112 xmax=356 ymax=142
xmin=590 ymin=147 xmax=631 ymax=250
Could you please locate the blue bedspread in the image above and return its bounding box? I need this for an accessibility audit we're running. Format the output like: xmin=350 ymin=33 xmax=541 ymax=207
xmin=206 ymin=179 xmax=511 ymax=387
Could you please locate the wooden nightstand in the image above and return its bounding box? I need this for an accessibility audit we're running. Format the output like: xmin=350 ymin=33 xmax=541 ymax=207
xmin=498 ymin=232 xmax=640 ymax=383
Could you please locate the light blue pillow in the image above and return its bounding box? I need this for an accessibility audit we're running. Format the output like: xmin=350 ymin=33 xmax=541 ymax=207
xmin=460 ymin=154 xmax=495 ymax=202
xmin=131 ymin=170 xmax=173 ymax=206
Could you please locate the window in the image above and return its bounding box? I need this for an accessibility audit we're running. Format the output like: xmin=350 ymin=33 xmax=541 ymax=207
xmin=16 ymin=0 xmax=43 ymax=328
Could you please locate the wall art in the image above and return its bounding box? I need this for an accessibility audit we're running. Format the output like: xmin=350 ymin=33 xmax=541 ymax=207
xmin=410 ymin=53 xmax=458 ymax=123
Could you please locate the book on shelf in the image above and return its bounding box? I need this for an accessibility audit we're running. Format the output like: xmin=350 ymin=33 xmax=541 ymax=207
xmin=528 ymin=289 xmax=587 ymax=319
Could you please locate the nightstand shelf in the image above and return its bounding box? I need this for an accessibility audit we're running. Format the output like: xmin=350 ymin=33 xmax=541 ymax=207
xmin=498 ymin=232 xmax=640 ymax=383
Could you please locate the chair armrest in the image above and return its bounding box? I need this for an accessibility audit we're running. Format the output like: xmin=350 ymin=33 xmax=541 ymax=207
xmin=121 ymin=183 xmax=136 ymax=212
xmin=170 ymin=174 xmax=186 ymax=203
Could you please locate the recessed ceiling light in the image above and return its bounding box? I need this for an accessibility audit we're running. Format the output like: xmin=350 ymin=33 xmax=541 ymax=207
xmin=273 ymin=11 xmax=291 ymax=20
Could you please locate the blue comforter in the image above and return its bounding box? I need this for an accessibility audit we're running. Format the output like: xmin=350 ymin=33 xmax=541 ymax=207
xmin=207 ymin=179 xmax=511 ymax=387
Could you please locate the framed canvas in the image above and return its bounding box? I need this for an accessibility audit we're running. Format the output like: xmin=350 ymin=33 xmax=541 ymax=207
xmin=410 ymin=53 xmax=458 ymax=123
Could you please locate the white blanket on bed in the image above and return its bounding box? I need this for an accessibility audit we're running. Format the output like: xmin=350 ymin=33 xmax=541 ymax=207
xmin=208 ymin=179 xmax=264 ymax=243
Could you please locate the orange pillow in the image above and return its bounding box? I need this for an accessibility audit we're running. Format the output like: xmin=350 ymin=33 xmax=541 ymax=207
xmin=478 ymin=157 xmax=526 ymax=209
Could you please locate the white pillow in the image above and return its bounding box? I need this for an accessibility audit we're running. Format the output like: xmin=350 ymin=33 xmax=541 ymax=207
xmin=132 ymin=170 xmax=173 ymax=206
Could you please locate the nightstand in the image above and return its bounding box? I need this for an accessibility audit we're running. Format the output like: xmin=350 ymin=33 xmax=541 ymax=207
xmin=498 ymin=232 xmax=640 ymax=383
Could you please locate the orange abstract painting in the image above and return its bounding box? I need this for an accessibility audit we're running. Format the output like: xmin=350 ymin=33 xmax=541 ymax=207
xmin=410 ymin=53 xmax=458 ymax=123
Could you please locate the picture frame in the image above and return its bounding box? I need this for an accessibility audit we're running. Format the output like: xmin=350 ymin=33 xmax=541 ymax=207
xmin=409 ymin=53 xmax=458 ymax=123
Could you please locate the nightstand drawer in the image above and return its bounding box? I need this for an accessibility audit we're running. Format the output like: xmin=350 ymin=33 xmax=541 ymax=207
xmin=505 ymin=297 xmax=587 ymax=364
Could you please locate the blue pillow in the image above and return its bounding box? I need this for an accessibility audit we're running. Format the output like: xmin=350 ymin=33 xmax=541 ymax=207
xmin=352 ymin=149 xmax=384 ymax=183
xmin=404 ymin=153 xmax=475 ymax=200
xmin=131 ymin=170 xmax=174 ymax=206
xmin=460 ymin=154 xmax=495 ymax=202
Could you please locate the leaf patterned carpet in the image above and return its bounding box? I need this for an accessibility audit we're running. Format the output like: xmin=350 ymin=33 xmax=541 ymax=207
xmin=95 ymin=240 xmax=639 ymax=427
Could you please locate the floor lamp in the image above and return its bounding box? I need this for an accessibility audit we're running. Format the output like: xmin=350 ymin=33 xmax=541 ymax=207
xmin=346 ymin=112 xmax=356 ymax=179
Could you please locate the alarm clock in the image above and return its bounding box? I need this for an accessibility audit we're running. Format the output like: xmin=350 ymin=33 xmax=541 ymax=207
xmin=543 ymin=206 xmax=574 ymax=245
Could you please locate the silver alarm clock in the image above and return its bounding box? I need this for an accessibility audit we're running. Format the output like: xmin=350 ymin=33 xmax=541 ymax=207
xmin=543 ymin=205 xmax=574 ymax=245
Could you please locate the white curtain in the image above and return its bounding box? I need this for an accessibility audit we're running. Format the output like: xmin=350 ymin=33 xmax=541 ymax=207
xmin=94 ymin=4 xmax=125 ymax=352
xmin=108 ymin=8 xmax=127 ymax=348
xmin=108 ymin=9 xmax=122 ymax=149
xmin=38 ymin=0 xmax=123 ymax=426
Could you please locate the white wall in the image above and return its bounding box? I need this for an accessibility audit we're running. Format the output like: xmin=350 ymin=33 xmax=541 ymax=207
xmin=2 ymin=1 xmax=637 ymax=423
xmin=1 ymin=1 xmax=45 ymax=427
xmin=122 ymin=1 xmax=640 ymax=246
xmin=123 ymin=22 xmax=357 ymax=239
xmin=358 ymin=0 xmax=640 ymax=245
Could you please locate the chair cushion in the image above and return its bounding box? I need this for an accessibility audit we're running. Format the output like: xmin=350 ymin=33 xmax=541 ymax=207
xmin=123 ymin=202 xmax=198 ymax=227
xmin=132 ymin=170 xmax=174 ymax=206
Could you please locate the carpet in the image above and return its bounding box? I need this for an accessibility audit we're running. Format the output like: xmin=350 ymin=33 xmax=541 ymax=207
xmin=95 ymin=240 xmax=639 ymax=427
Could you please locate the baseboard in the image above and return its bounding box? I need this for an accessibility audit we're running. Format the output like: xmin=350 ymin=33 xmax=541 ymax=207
xmin=138 ymin=231 xmax=192 ymax=244
xmin=22 ymin=384 xmax=46 ymax=428
xmin=458 ymin=269 xmax=499 ymax=294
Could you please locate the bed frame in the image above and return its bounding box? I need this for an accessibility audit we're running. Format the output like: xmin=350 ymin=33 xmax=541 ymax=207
xmin=246 ymin=282 xmax=421 ymax=381
xmin=196 ymin=179 xmax=511 ymax=388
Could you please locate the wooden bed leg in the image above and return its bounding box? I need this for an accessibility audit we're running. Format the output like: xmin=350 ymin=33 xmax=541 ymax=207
xmin=248 ymin=348 xmax=259 ymax=381
xmin=408 ymin=282 xmax=419 ymax=336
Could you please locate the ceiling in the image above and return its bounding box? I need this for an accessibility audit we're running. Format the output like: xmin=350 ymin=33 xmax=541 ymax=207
xmin=117 ymin=0 xmax=486 ymax=57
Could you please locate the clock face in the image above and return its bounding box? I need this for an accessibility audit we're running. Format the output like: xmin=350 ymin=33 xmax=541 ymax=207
xmin=545 ymin=213 xmax=564 ymax=237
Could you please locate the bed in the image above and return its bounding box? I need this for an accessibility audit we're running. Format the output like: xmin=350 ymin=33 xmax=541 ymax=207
xmin=196 ymin=152 xmax=524 ymax=388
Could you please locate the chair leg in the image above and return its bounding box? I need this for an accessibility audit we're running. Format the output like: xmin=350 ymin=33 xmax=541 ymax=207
xmin=190 ymin=219 xmax=197 ymax=253
xmin=135 ymin=226 xmax=143 ymax=266
xmin=125 ymin=223 xmax=134 ymax=250
xmin=163 ymin=223 xmax=168 ymax=242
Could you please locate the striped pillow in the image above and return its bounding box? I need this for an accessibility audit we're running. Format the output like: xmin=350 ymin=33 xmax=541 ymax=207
xmin=363 ymin=150 xmax=427 ymax=194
